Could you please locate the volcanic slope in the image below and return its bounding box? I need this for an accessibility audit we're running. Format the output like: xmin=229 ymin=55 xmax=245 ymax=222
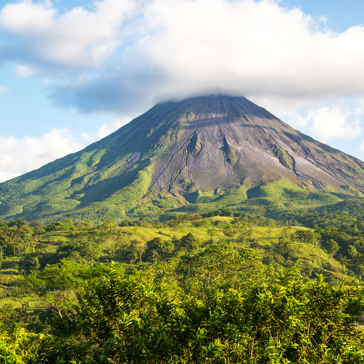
xmin=1 ymin=95 xmax=364 ymax=222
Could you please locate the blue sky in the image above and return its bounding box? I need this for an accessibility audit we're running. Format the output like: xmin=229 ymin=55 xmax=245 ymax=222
xmin=1 ymin=0 xmax=364 ymax=181
xmin=282 ymin=0 xmax=364 ymax=32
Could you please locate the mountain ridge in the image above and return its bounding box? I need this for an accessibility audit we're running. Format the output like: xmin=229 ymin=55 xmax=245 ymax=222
xmin=1 ymin=95 xmax=364 ymax=222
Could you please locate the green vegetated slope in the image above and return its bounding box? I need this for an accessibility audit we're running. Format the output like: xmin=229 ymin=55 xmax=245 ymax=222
xmin=0 ymin=101 xmax=188 ymax=222
xmin=2 ymin=212 xmax=364 ymax=362
xmin=168 ymin=179 xmax=341 ymax=216
xmin=2 ymin=95 xmax=364 ymax=224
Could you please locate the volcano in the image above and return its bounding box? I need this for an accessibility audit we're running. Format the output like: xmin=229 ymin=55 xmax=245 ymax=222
xmin=1 ymin=95 xmax=364 ymax=222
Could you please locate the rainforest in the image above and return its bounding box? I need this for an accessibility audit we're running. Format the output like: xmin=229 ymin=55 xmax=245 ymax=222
xmin=1 ymin=208 xmax=364 ymax=363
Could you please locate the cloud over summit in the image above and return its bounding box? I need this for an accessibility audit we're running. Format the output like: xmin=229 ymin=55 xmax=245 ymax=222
xmin=1 ymin=0 xmax=364 ymax=116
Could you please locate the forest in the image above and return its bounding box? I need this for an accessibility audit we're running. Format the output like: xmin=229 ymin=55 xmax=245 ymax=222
xmin=1 ymin=209 xmax=364 ymax=362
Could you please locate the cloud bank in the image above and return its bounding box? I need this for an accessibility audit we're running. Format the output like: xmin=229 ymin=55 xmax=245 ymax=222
xmin=2 ymin=0 xmax=364 ymax=114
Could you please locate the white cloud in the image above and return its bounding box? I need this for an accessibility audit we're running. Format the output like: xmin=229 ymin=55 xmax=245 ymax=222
xmin=0 ymin=119 xmax=139 ymax=182
xmin=16 ymin=65 xmax=38 ymax=78
xmin=0 ymin=171 xmax=20 ymax=183
xmin=284 ymin=102 xmax=364 ymax=140
xmin=98 ymin=124 xmax=114 ymax=139
xmin=0 ymin=86 xmax=10 ymax=94
xmin=0 ymin=0 xmax=136 ymax=69
xmin=3 ymin=0 xmax=364 ymax=110
xmin=310 ymin=106 xmax=361 ymax=139
xmin=0 ymin=117 xmax=139 ymax=182
xmin=97 ymin=115 xmax=134 ymax=138
xmin=136 ymin=0 xmax=364 ymax=102
xmin=81 ymin=132 xmax=93 ymax=142
xmin=2 ymin=0 xmax=364 ymax=174
xmin=359 ymin=139 xmax=364 ymax=151
xmin=2 ymin=0 xmax=364 ymax=149
xmin=0 ymin=129 xmax=84 ymax=182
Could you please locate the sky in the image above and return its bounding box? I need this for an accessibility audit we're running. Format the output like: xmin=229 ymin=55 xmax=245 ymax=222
xmin=1 ymin=0 xmax=364 ymax=182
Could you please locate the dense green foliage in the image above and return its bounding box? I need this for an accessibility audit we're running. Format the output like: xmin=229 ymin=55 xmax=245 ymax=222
xmin=1 ymin=245 xmax=364 ymax=363
xmin=1 ymin=211 xmax=364 ymax=362
xmin=2 ymin=209 xmax=364 ymax=301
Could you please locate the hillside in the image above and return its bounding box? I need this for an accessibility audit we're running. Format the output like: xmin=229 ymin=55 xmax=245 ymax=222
xmin=1 ymin=95 xmax=364 ymax=222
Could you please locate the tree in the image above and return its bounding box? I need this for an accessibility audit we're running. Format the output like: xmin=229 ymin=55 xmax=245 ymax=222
xmin=325 ymin=238 xmax=340 ymax=256
xmin=177 ymin=242 xmax=264 ymax=299
xmin=0 ymin=303 xmax=39 ymax=364
xmin=279 ymin=227 xmax=294 ymax=244
xmin=296 ymin=229 xmax=318 ymax=245
xmin=124 ymin=244 xmax=139 ymax=267
xmin=101 ymin=219 xmax=118 ymax=232
xmin=30 ymin=258 xmax=364 ymax=363
xmin=25 ymin=256 xmax=40 ymax=274
xmin=58 ymin=238 xmax=102 ymax=262
xmin=144 ymin=237 xmax=174 ymax=262
xmin=193 ymin=219 xmax=211 ymax=228
xmin=134 ymin=243 xmax=146 ymax=264
xmin=176 ymin=233 xmax=199 ymax=254
xmin=29 ymin=221 xmax=44 ymax=236
xmin=24 ymin=259 xmax=124 ymax=319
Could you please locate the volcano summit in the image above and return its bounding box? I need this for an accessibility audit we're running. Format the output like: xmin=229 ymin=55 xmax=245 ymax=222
xmin=1 ymin=95 xmax=364 ymax=222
